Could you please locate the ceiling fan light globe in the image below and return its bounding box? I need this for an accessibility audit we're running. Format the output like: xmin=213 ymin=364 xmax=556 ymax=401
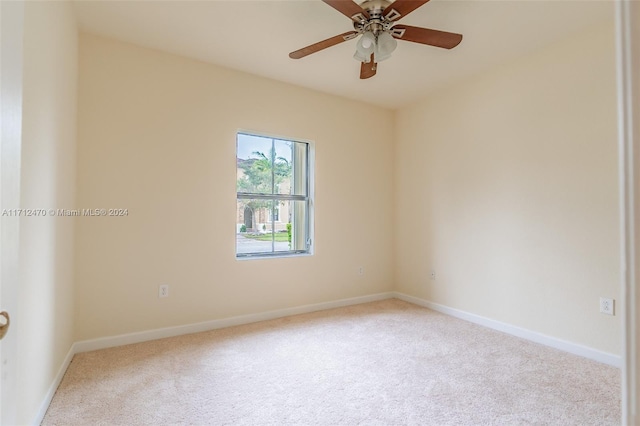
xmin=355 ymin=31 xmax=376 ymax=57
xmin=353 ymin=50 xmax=370 ymax=63
xmin=377 ymin=32 xmax=398 ymax=58
xmin=374 ymin=50 xmax=392 ymax=62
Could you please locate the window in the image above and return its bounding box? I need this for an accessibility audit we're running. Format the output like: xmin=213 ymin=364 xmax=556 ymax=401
xmin=236 ymin=132 xmax=312 ymax=258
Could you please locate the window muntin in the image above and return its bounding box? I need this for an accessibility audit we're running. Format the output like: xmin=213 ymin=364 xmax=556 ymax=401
xmin=236 ymin=133 xmax=311 ymax=257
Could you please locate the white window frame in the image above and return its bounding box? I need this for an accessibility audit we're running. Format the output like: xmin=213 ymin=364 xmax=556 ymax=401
xmin=236 ymin=131 xmax=314 ymax=259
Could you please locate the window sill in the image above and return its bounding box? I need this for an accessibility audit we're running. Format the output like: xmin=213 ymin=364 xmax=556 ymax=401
xmin=236 ymin=252 xmax=312 ymax=261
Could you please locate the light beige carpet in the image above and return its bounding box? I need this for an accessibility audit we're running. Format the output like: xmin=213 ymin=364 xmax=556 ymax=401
xmin=43 ymin=299 xmax=620 ymax=425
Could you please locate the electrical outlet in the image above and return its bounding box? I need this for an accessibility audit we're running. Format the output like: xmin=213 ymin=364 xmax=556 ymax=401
xmin=599 ymin=297 xmax=614 ymax=315
xmin=159 ymin=284 xmax=169 ymax=298
xmin=358 ymin=266 xmax=364 ymax=276
xmin=430 ymin=270 xmax=436 ymax=280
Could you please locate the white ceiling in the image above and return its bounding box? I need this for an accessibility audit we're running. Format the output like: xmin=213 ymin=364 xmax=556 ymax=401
xmin=73 ymin=0 xmax=613 ymax=109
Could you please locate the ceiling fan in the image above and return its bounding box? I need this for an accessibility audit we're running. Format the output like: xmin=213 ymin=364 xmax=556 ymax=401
xmin=289 ymin=0 xmax=462 ymax=79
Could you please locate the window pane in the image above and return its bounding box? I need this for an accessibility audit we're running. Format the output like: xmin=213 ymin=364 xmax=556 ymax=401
xmin=237 ymin=200 xmax=282 ymax=255
xmin=274 ymin=200 xmax=308 ymax=253
xmin=273 ymin=139 xmax=293 ymax=195
xmin=236 ymin=134 xmax=273 ymax=194
xmin=274 ymin=139 xmax=307 ymax=197
xmin=236 ymin=199 xmax=308 ymax=255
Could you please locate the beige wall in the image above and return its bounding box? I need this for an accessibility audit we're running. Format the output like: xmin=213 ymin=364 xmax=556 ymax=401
xmin=18 ymin=1 xmax=77 ymax=423
xmin=74 ymin=34 xmax=395 ymax=340
xmin=394 ymin=20 xmax=620 ymax=354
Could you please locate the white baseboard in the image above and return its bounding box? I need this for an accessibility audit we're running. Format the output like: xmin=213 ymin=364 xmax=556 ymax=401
xmin=32 ymin=344 xmax=76 ymax=425
xmin=393 ymin=291 xmax=621 ymax=368
xmin=74 ymin=292 xmax=395 ymax=353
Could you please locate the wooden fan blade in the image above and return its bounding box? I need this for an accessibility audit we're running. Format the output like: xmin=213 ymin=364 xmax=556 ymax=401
xmin=382 ymin=0 xmax=430 ymax=21
xmin=394 ymin=25 xmax=463 ymax=49
xmin=359 ymin=54 xmax=377 ymax=79
xmin=322 ymin=0 xmax=370 ymax=22
xmin=289 ymin=31 xmax=358 ymax=59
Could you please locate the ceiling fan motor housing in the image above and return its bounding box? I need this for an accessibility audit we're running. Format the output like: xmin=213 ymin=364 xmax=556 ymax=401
xmin=360 ymin=0 xmax=393 ymax=18
xmin=353 ymin=0 xmax=398 ymax=36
